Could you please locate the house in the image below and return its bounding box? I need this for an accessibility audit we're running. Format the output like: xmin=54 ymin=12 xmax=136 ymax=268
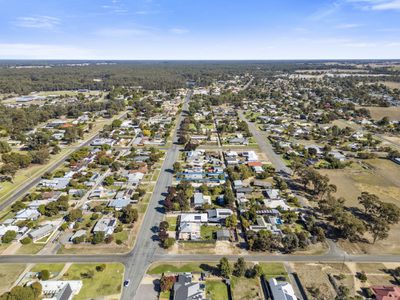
xmin=233 ymin=180 xmax=243 ymax=189
xmin=250 ymin=217 xmax=282 ymax=235
xmin=69 ymin=230 xmax=86 ymax=242
xmin=108 ymin=198 xmax=132 ymax=210
xmin=28 ymin=224 xmax=55 ymax=241
xmin=193 ymin=193 xmax=211 ymax=208
xmin=173 ymin=273 xmax=206 ymax=300
xmin=264 ymin=199 xmax=291 ymax=211
xmin=40 ymin=280 xmax=83 ymax=300
xmin=207 ymin=208 xmax=233 ymax=223
xmin=265 ymin=189 xmax=280 ymax=200
xmin=15 ymin=208 xmax=40 ymax=221
xmin=93 ymin=217 xmax=117 ymax=236
xmin=180 ymin=213 xmax=208 ymax=223
xmin=216 ymin=229 xmax=231 ymax=241
xmin=268 ymin=278 xmax=297 ymax=300
xmin=371 ymin=285 xmax=400 ymax=300
xmin=90 ymin=138 xmax=114 ymax=147
xmin=178 ymin=222 xmax=201 ymax=240
xmin=39 ymin=178 xmax=70 ymax=190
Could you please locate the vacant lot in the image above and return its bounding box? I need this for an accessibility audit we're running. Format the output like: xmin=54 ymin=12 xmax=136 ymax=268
xmin=320 ymin=159 xmax=400 ymax=254
xmin=63 ymin=263 xmax=124 ymax=300
xmin=293 ymin=263 xmax=354 ymax=300
xmin=231 ymin=277 xmax=263 ymax=300
xmin=259 ymin=263 xmax=287 ymax=280
xmin=0 ymin=264 xmax=26 ymax=295
xmin=206 ymin=280 xmax=229 ymax=300
xmin=147 ymin=262 xmax=217 ymax=275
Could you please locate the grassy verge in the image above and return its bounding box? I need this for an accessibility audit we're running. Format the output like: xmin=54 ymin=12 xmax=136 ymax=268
xmin=31 ymin=263 xmax=65 ymax=273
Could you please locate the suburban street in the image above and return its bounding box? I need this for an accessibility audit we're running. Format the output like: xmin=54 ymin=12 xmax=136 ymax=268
xmin=0 ymin=111 xmax=128 ymax=212
xmin=238 ymin=110 xmax=292 ymax=174
xmin=120 ymin=92 xmax=191 ymax=300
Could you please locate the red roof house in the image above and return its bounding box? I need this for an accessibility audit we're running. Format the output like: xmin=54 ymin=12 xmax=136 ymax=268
xmin=371 ymin=285 xmax=400 ymax=300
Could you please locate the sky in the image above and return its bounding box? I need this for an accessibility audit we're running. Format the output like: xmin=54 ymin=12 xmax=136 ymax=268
xmin=0 ymin=0 xmax=399 ymax=60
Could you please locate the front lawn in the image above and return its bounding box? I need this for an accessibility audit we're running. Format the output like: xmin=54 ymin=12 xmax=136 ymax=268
xmin=147 ymin=262 xmax=217 ymax=275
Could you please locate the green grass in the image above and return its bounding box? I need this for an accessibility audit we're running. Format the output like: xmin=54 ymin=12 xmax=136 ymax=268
xmin=31 ymin=264 xmax=65 ymax=273
xmin=259 ymin=263 xmax=287 ymax=280
xmin=206 ymin=280 xmax=228 ymax=300
xmin=147 ymin=262 xmax=216 ymax=275
xmin=16 ymin=243 xmax=44 ymax=254
xmin=166 ymin=216 xmax=177 ymax=231
xmin=159 ymin=290 xmax=171 ymax=299
xmin=114 ymin=230 xmax=129 ymax=242
xmin=63 ymin=263 xmax=124 ymax=300
xmin=200 ymin=225 xmax=219 ymax=240
xmin=0 ymin=264 xmax=26 ymax=294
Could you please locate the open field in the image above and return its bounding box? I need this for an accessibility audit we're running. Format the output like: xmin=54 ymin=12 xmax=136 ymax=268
xmin=62 ymin=263 xmax=124 ymax=300
xmin=356 ymin=105 xmax=400 ymax=120
xmin=0 ymin=264 xmax=26 ymax=295
xmin=377 ymin=81 xmax=400 ymax=89
xmin=320 ymin=159 xmax=400 ymax=254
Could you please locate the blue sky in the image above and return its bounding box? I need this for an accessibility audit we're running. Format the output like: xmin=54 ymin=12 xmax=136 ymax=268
xmin=0 ymin=0 xmax=399 ymax=59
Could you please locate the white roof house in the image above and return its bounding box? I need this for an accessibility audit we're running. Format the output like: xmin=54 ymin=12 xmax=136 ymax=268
xmin=178 ymin=222 xmax=201 ymax=240
xmin=15 ymin=208 xmax=41 ymax=221
xmin=180 ymin=213 xmax=208 ymax=223
xmin=93 ymin=217 xmax=117 ymax=236
xmin=264 ymin=199 xmax=291 ymax=211
xmin=40 ymin=280 xmax=83 ymax=300
xmin=268 ymin=278 xmax=297 ymax=300
xmin=28 ymin=224 xmax=55 ymax=241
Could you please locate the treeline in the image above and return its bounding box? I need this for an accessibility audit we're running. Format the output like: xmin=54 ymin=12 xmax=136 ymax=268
xmin=0 ymin=98 xmax=124 ymax=138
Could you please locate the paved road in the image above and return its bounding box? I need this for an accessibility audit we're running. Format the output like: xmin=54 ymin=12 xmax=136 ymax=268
xmin=0 ymin=111 xmax=128 ymax=212
xmin=238 ymin=110 xmax=291 ymax=174
xmin=120 ymin=92 xmax=191 ymax=300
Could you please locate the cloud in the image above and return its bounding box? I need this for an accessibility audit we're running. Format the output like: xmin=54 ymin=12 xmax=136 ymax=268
xmin=310 ymin=1 xmax=342 ymax=20
xmin=335 ymin=23 xmax=361 ymax=28
xmin=96 ymin=28 xmax=151 ymax=37
xmin=0 ymin=43 xmax=93 ymax=59
xmin=347 ymin=0 xmax=400 ymax=11
xmin=14 ymin=16 xmax=60 ymax=29
xmin=169 ymin=28 xmax=189 ymax=34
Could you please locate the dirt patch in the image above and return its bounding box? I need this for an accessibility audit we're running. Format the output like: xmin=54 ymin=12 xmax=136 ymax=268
xmin=292 ymin=263 xmax=353 ymax=300
xmin=356 ymin=106 xmax=400 ymax=121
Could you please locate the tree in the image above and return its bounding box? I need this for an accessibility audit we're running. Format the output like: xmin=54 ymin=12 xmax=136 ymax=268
xmin=162 ymin=237 xmax=175 ymax=249
xmin=0 ymin=141 xmax=11 ymax=153
xmin=20 ymin=237 xmax=32 ymax=245
xmin=358 ymin=192 xmax=379 ymax=214
xmin=173 ymin=162 xmax=182 ymax=173
xmin=92 ymin=232 xmax=105 ymax=244
xmin=253 ymin=264 xmax=263 ymax=277
xmin=0 ymin=285 xmax=36 ymax=300
xmin=233 ymin=257 xmax=246 ymax=277
xmin=0 ymin=163 xmax=18 ymax=179
xmin=119 ymin=205 xmax=138 ymax=224
xmin=218 ymin=257 xmax=232 ymax=278
xmin=11 ymin=201 xmax=26 ymax=212
xmin=30 ymin=282 xmax=42 ymax=298
xmin=65 ymin=209 xmax=82 ymax=222
xmin=96 ymin=264 xmax=106 ymax=272
xmin=160 ymin=275 xmax=176 ymax=292
xmin=39 ymin=269 xmax=50 ymax=280
xmin=103 ymin=176 xmax=115 ymax=186
xmin=335 ymin=285 xmax=350 ymax=300
xmin=225 ymin=215 xmax=238 ymax=229
xmin=282 ymin=233 xmax=299 ymax=253
xmin=1 ymin=230 xmax=16 ymax=243
xmin=31 ymin=148 xmax=50 ymax=164
xmin=159 ymin=221 xmax=169 ymax=231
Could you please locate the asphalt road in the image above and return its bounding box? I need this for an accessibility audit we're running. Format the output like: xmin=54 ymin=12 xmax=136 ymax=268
xmin=238 ymin=110 xmax=292 ymax=174
xmin=120 ymin=92 xmax=191 ymax=300
xmin=0 ymin=111 xmax=128 ymax=212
